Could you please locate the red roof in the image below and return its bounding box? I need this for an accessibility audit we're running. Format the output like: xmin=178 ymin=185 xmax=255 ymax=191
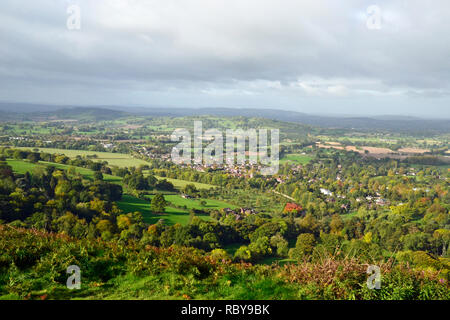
xmin=283 ymin=202 xmax=303 ymax=213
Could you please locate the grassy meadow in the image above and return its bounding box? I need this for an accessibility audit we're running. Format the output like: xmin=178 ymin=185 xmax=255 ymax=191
xmin=163 ymin=194 xmax=236 ymax=210
xmin=279 ymin=153 xmax=313 ymax=165
xmin=15 ymin=147 xmax=149 ymax=168
xmin=6 ymin=159 xmax=123 ymax=185
xmin=117 ymin=194 xmax=212 ymax=225
xmin=152 ymin=175 xmax=215 ymax=190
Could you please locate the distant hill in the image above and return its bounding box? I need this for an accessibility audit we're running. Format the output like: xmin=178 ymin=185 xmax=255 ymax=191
xmin=0 ymin=102 xmax=448 ymax=134
xmin=0 ymin=102 xmax=64 ymax=113
xmin=115 ymin=106 xmax=450 ymax=134
xmin=38 ymin=107 xmax=130 ymax=121
xmin=0 ymin=103 xmax=130 ymax=121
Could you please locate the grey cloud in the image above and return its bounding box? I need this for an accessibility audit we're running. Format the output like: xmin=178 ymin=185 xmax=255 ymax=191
xmin=0 ymin=0 xmax=449 ymax=116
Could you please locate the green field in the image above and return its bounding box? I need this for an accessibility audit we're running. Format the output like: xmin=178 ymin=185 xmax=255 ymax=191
xmin=164 ymin=194 xmax=236 ymax=210
xmin=15 ymin=147 xmax=150 ymax=168
xmin=117 ymin=194 xmax=212 ymax=225
xmin=341 ymin=211 xmax=360 ymax=221
xmin=153 ymin=175 xmax=215 ymax=190
xmin=279 ymin=153 xmax=313 ymax=165
xmin=6 ymin=159 xmax=42 ymax=174
xmin=6 ymin=159 xmax=122 ymax=184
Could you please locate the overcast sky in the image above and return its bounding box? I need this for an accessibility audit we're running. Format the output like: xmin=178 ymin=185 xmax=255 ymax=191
xmin=1 ymin=0 xmax=449 ymax=117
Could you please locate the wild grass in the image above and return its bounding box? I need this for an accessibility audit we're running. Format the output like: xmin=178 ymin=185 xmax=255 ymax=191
xmin=1 ymin=226 xmax=448 ymax=300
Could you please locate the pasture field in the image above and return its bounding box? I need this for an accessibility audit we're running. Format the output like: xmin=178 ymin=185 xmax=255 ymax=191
xmin=155 ymin=176 xmax=215 ymax=190
xmin=6 ymin=159 xmax=123 ymax=185
xmin=6 ymin=159 xmax=42 ymax=174
xmin=15 ymin=147 xmax=149 ymax=168
xmin=117 ymin=194 xmax=212 ymax=225
xmin=144 ymin=172 xmax=215 ymax=190
xmin=316 ymin=135 xmax=399 ymax=145
xmin=163 ymin=194 xmax=236 ymax=210
xmin=279 ymin=153 xmax=313 ymax=165
xmin=0 ymin=123 xmax=54 ymax=135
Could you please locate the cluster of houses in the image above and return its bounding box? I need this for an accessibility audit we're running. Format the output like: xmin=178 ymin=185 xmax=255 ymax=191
xmin=139 ymin=146 xmax=173 ymax=161
xmin=320 ymin=187 xmax=390 ymax=208
xmin=357 ymin=194 xmax=390 ymax=207
xmin=222 ymin=207 xmax=258 ymax=220
xmin=177 ymin=161 xmax=274 ymax=179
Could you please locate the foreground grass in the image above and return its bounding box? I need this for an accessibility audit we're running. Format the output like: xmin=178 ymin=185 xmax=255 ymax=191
xmin=0 ymin=226 xmax=448 ymax=300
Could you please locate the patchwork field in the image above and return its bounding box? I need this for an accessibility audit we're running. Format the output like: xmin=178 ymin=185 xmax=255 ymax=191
xmin=317 ymin=143 xmax=396 ymax=155
xmin=315 ymin=142 xmax=439 ymax=156
xmin=398 ymin=147 xmax=431 ymax=154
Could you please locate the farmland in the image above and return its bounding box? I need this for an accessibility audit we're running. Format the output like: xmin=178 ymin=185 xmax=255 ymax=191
xmin=146 ymin=173 xmax=215 ymax=190
xmin=6 ymin=159 xmax=123 ymax=185
xmin=163 ymin=195 xmax=236 ymax=210
xmin=279 ymin=153 xmax=313 ymax=165
xmin=117 ymin=194 xmax=212 ymax=225
xmin=117 ymin=188 xmax=234 ymax=226
xmin=14 ymin=147 xmax=149 ymax=168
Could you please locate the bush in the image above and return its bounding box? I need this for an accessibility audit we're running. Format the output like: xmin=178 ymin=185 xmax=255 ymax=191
xmin=0 ymin=226 xmax=448 ymax=300
xmin=289 ymin=233 xmax=316 ymax=261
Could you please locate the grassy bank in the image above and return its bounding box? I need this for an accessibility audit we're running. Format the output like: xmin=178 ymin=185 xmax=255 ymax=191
xmin=0 ymin=226 xmax=448 ymax=300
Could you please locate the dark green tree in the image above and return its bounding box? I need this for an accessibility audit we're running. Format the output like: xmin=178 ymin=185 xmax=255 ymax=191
xmin=151 ymin=193 xmax=167 ymax=213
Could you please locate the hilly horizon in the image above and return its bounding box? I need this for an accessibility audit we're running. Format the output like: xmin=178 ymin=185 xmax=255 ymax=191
xmin=1 ymin=101 xmax=447 ymax=120
xmin=0 ymin=102 xmax=449 ymax=134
